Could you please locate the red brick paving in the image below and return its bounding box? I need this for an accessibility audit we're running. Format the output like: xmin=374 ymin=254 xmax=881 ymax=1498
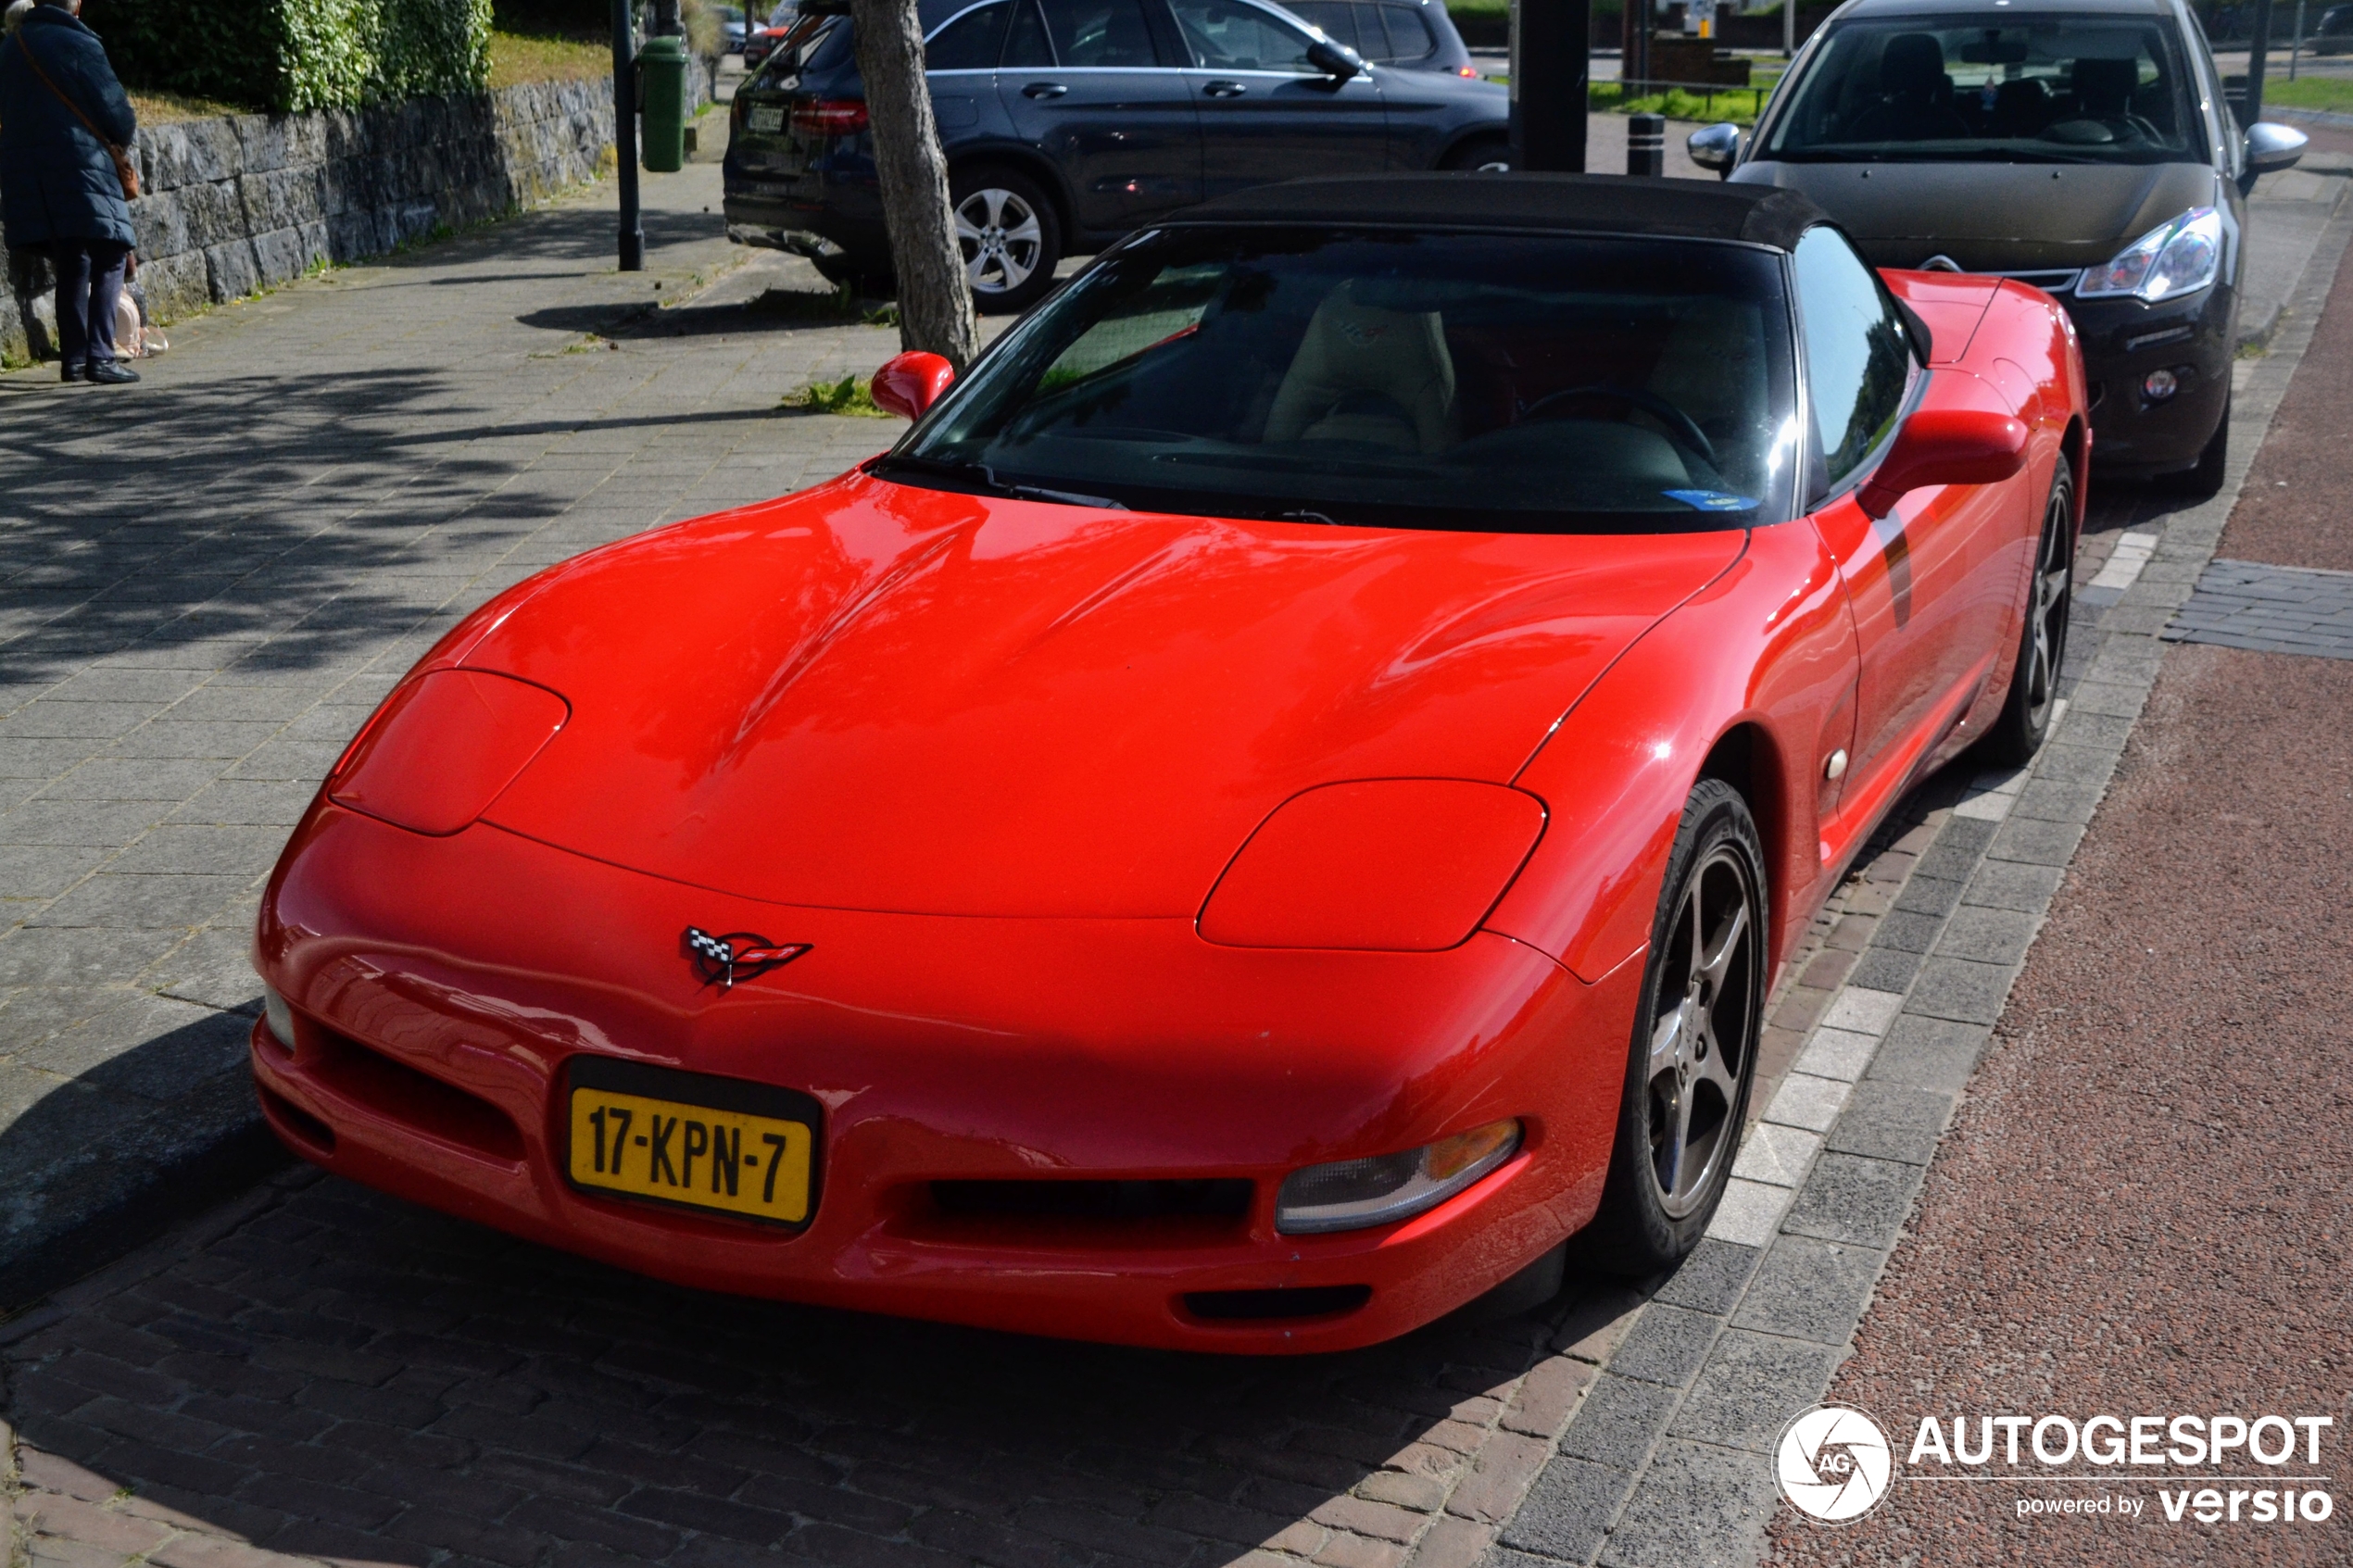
xmin=1768 ymin=643 xmax=2353 ymax=1565
xmin=2222 ymin=136 xmax=2353 ymax=572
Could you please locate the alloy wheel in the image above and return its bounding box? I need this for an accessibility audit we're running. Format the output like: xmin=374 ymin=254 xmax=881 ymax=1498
xmin=955 ymin=187 xmax=1043 ymax=296
xmin=2021 ymin=483 xmax=2072 ymax=731
xmin=1643 ymin=844 xmax=1761 ymax=1217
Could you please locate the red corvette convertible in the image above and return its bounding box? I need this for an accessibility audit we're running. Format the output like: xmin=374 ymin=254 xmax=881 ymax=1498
xmin=253 ymin=176 xmax=2085 ymax=1352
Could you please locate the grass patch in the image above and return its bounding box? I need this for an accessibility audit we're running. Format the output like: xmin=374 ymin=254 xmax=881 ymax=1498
xmin=782 ymin=372 xmax=891 ymax=417
xmin=2262 ymin=75 xmax=2353 ymax=115
xmin=130 ymin=88 xmax=259 ymax=122
xmin=489 ymin=31 xmax=612 ymax=90
xmin=1590 ymin=78 xmax=1774 ymax=125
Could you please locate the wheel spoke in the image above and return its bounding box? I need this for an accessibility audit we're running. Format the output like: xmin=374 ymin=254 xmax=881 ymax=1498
xmin=1663 ymin=1079 xmax=1696 ymax=1199
xmin=1692 ymin=1021 xmax=1740 ymax=1098
xmin=1695 ymin=900 xmax=1748 ymax=996
xmin=1648 ymin=1005 xmax=1686 ymax=1081
xmin=982 ymin=188 xmax=1008 ymax=229
xmin=954 ymin=211 xmax=986 ymax=245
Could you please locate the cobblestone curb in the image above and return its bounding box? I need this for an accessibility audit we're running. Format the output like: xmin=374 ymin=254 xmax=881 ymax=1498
xmin=1483 ymin=189 xmax=2353 ymax=1568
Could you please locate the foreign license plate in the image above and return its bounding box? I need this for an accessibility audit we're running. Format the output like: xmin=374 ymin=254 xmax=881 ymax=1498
xmin=565 ymin=1058 xmax=819 ymax=1225
xmin=748 ymin=105 xmax=785 ymax=132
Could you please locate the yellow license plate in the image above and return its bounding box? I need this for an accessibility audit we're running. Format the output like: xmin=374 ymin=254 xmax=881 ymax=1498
xmin=567 ymin=1085 xmax=813 ymax=1224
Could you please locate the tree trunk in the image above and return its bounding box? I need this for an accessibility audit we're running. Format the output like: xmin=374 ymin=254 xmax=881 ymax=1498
xmin=850 ymin=0 xmax=980 ymax=370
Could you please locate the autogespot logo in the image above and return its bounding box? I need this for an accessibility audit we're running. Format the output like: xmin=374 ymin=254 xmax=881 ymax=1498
xmin=1777 ymin=1404 xmax=1895 ymax=1524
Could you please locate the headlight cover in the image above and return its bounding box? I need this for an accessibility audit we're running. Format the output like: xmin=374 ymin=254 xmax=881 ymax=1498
xmin=2077 ymin=207 xmax=2222 ymax=304
xmin=1198 ymin=780 xmax=1546 ymax=951
xmin=328 ymin=669 xmax=570 ymax=835
xmin=1276 ymin=1120 xmax=1522 ymax=1235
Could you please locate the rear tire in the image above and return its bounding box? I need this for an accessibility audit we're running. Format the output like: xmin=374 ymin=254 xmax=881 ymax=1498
xmin=1983 ymin=461 xmax=2075 ymax=766
xmin=1583 ymin=779 xmax=1767 ymax=1273
xmin=2161 ymin=393 xmax=2229 ymax=498
xmin=950 ymin=166 xmax=1063 ymax=314
xmin=1441 ymin=134 xmax=1512 ymax=171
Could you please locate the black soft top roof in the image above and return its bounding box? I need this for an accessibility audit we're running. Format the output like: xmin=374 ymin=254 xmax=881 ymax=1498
xmin=1170 ymin=173 xmax=1829 ymax=253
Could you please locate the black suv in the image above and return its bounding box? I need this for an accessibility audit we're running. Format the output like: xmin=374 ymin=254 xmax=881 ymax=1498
xmin=724 ymin=0 xmax=1508 ymax=310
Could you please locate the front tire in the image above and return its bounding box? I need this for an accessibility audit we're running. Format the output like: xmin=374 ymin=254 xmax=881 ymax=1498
xmin=1983 ymin=460 xmax=2074 ymax=765
xmin=1584 ymin=779 xmax=1768 ymax=1273
xmin=950 ymin=167 xmax=1063 ymax=314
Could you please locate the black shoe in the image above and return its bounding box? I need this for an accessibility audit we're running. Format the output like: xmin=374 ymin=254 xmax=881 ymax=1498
xmin=86 ymin=360 xmax=140 ymax=385
xmin=60 ymin=362 xmax=85 ymax=383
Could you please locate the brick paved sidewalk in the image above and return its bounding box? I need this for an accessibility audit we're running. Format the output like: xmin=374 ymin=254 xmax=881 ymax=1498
xmin=0 ymin=134 xmax=904 ymax=1296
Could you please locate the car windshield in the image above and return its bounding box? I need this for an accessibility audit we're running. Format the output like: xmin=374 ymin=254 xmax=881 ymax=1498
xmin=1763 ymin=13 xmax=2203 ymax=165
xmin=879 ymin=228 xmax=1800 ymax=533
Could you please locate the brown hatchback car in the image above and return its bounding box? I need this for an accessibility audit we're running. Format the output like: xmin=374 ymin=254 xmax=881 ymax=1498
xmin=1692 ymin=0 xmax=2305 ymax=494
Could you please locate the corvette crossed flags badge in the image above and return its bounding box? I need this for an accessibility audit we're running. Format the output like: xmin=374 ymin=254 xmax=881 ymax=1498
xmin=684 ymin=926 xmax=812 ymax=989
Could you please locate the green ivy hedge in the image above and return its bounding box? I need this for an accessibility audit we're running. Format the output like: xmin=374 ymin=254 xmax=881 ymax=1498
xmin=91 ymin=0 xmax=493 ymax=112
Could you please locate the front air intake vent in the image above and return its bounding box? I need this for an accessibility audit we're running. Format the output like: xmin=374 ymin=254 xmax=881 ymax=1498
xmin=931 ymin=1178 xmax=1252 ymax=1221
xmin=308 ymin=1027 xmax=525 ymax=1165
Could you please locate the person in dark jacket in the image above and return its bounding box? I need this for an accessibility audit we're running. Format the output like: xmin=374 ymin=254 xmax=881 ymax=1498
xmin=0 ymin=0 xmax=139 ymax=383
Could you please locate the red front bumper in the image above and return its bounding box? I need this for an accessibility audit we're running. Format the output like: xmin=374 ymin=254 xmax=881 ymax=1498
xmin=253 ymin=808 xmax=1640 ymax=1352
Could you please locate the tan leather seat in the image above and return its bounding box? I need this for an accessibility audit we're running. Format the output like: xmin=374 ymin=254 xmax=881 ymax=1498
xmin=1265 ymin=282 xmax=1456 ymax=454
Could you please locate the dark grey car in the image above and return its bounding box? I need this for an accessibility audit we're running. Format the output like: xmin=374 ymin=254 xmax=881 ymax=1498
xmin=724 ymin=0 xmax=1509 ymax=311
xmin=1689 ymin=0 xmax=2305 ymax=492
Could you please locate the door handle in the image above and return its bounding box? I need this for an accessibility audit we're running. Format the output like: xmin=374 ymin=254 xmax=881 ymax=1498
xmin=1022 ymin=81 xmax=1068 ymax=98
xmin=1202 ymin=79 xmax=1248 ymax=96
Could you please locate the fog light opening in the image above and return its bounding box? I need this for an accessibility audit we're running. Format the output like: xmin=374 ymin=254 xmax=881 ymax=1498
xmin=262 ymin=986 xmax=297 ymax=1054
xmin=2143 ymin=368 xmax=2180 ymax=402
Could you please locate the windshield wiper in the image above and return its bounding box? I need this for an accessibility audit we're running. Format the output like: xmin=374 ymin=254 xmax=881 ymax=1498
xmin=878 ymin=453 xmax=1126 ymax=510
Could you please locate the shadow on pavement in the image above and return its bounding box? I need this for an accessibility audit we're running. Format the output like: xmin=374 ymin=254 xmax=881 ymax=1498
xmin=519 ymin=288 xmax=887 ymax=342
xmin=4 ymin=1160 xmax=1591 ymax=1564
xmin=0 ymin=1011 xmax=285 ymax=1311
xmin=0 ymin=367 xmax=598 ymax=696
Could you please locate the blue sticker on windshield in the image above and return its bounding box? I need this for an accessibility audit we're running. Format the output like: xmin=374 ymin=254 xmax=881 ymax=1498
xmin=1663 ymin=489 xmax=1758 ymax=512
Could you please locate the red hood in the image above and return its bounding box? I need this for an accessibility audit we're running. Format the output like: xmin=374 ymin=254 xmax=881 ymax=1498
xmin=465 ymin=472 xmax=1743 ymax=917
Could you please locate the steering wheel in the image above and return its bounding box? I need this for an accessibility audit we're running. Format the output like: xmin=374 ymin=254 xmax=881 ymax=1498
xmin=1523 ymin=383 xmax=1718 ymax=469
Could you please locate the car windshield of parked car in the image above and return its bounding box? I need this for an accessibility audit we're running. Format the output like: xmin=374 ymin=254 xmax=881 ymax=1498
xmin=1764 ymin=14 xmax=2202 ymax=164
xmin=880 ymin=229 xmax=1799 ymax=533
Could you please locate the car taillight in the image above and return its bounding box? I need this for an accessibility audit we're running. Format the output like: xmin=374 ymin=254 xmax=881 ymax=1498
xmin=792 ymin=98 xmax=869 ymax=136
xmin=1457 ymin=65 xmax=1478 ymax=76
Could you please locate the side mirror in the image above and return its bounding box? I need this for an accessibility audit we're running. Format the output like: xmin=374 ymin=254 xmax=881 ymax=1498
xmin=1306 ymin=36 xmax=1364 ymax=81
xmin=2243 ymin=121 xmax=2308 ymax=191
xmin=1856 ymin=408 xmax=2028 ymax=519
xmin=871 ymin=351 xmax=955 ymax=420
xmin=1687 ymin=122 xmax=1741 ymax=178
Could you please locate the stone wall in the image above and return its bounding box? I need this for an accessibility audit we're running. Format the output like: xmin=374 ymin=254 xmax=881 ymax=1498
xmin=3 ymin=56 xmax=717 ymax=362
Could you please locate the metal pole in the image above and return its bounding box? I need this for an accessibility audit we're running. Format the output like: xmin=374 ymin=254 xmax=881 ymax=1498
xmin=1510 ymin=0 xmax=1592 ymax=171
xmin=2290 ymin=0 xmax=2304 ymax=80
xmin=2246 ymin=0 xmax=2273 ymax=124
xmin=612 ymin=0 xmax=645 ymax=270
xmin=1782 ymin=0 xmax=1794 ymax=56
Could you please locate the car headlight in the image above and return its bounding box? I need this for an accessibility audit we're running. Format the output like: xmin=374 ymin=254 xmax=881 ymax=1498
xmin=1276 ymin=1120 xmax=1522 ymax=1235
xmin=1197 ymin=780 xmax=1545 ymax=951
xmin=2077 ymin=207 xmax=2223 ymax=303
xmin=327 ymin=669 xmax=570 ymax=835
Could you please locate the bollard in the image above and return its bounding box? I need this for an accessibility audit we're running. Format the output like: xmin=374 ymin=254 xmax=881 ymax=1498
xmin=1628 ymin=112 xmax=1666 ymax=178
xmin=639 ymin=34 xmax=688 ymax=174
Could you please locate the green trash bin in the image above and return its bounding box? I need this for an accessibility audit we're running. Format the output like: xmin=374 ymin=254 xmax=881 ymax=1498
xmin=639 ymin=34 xmax=688 ymax=173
